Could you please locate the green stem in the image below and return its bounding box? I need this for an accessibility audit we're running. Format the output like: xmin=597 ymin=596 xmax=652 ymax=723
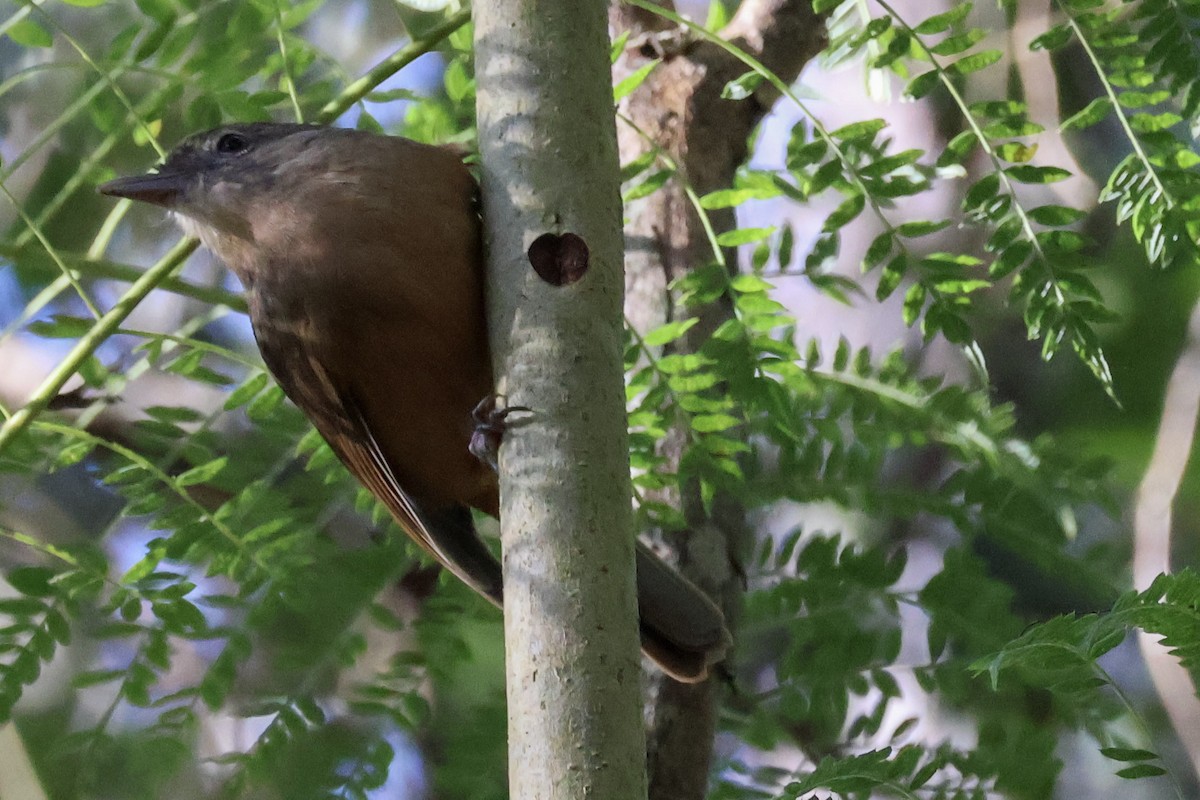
xmin=1063 ymin=10 xmax=1171 ymax=205
xmin=0 ymin=243 xmax=246 ymax=312
xmin=315 ymin=8 xmax=471 ymax=123
xmin=0 ymin=238 xmax=197 ymax=455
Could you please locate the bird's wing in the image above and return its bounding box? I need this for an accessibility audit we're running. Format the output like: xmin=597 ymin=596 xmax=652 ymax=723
xmin=252 ymin=317 xmax=504 ymax=606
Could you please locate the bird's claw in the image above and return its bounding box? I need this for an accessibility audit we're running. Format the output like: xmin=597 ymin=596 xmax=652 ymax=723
xmin=469 ymin=396 xmax=531 ymax=471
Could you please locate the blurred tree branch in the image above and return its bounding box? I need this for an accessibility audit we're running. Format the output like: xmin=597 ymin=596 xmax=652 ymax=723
xmin=1135 ymin=299 xmax=1200 ymax=780
xmin=611 ymin=2 xmax=827 ymax=798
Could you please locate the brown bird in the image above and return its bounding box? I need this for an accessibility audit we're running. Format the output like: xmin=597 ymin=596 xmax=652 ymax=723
xmin=100 ymin=123 xmax=730 ymax=682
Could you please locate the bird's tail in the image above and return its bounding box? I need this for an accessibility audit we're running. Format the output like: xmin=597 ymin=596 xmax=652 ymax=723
xmin=634 ymin=542 xmax=732 ymax=683
xmin=415 ymin=502 xmax=731 ymax=682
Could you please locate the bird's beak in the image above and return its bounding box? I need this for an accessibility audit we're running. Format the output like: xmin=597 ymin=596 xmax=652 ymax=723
xmin=98 ymin=171 xmax=189 ymax=208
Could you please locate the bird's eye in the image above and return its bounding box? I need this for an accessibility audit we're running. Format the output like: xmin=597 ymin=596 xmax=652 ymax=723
xmin=215 ymin=133 xmax=249 ymax=155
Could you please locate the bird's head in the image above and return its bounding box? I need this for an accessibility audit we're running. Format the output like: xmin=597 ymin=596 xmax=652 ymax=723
xmin=99 ymin=122 xmax=366 ymax=275
xmin=101 ymin=123 xmax=336 ymax=238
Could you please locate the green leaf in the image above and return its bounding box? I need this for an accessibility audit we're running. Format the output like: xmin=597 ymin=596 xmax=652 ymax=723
xmin=167 ymin=350 xmax=233 ymax=385
xmin=643 ymin=318 xmax=699 ymax=347
xmin=859 ymin=16 xmax=892 ymax=41
xmin=938 ymin=130 xmax=976 ymax=167
xmin=1099 ymin=748 xmax=1160 ymax=762
xmin=963 ymin=173 xmax=1000 ymax=215
xmin=871 ymin=30 xmax=912 ymax=70
xmin=778 ymin=224 xmax=795 ymax=267
xmin=929 ymin=29 xmax=985 ymax=57
xmin=45 ymin=609 xmax=70 ymax=644
xmin=54 ymin=442 xmax=92 ymax=468
xmin=949 ymin=50 xmax=1002 ymax=76
xmin=1036 ymin=229 xmax=1088 ymax=252
xmin=1030 ymin=24 xmax=1072 ymax=51
xmin=73 ymin=669 xmax=126 ymax=688
xmin=922 ymin=252 xmax=981 ymax=269
xmin=153 ymin=599 xmax=207 ymax=634
xmin=906 ymin=70 xmax=940 ymax=100
xmin=610 ymin=30 xmax=630 ymax=63
xmin=930 ymin=278 xmax=989 ymax=294
xmin=216 ymin=90 xmax=270 ymax=122
xmin=357 ymin=109 xmax=385 ymax=133
xmin=700 ymin=186 xmax=780 ymax=208
xmin=876 ymin=255 xmax=907 ymax=301
xmin=0 ymin=597 xmax=47 ymax=615
xmin=808 ymin=161 xmax=845 ymax=196
xmin=79 ymin=355 xmax=109 ymax=387
xmin=691 ymin=414 xmax=740 ymax=433
xmin=902 ymin=282 xmax=926 ymax=326
xmin=224 ymin=373 xmax=269 ymax=410
xmin=751 ymin=240 xmax=770 ymax=272
xmin=914 ymin=3 xmax=972 ymax=35
xmin=1174 ymin=149 xmax=1200 ymax=169
xmin=995 ymin=142 xmax=1037 ymax=163
xmin=987 ymin=218 xmax=1023 ymax=252
xmin=705 ymin=0 xmax=730 ymax=30
xmin=621 ymin=151 xmax=655 ymax=182
xmin=859 ymin=149 xmax=923 ymax=178
xmin=989 ymin=241 xmax=1031 ymax=278
xmin=27 ymin=315 xmax=92 ymax=339
xmin=788 ymin=138 xmax=828 ymax=168
xmin=135 ymin=18 xmax=173 ymax=61
xmin=926 ymin=301 xmax=972 ymax=343
xmin=1117 ymin=90 xmax=1171 ymax=109
xmin=896 ymin=219 xmax=952 ymax=238
xmin=970 ymin=100 xmax=1025 ymax=118
xmin=716 ymin=227 xmax=775 ymax=246
xmin=806 ymin=230 xmax=839 ymax=272
xmin=833 ymin=338 xmax=851 ymax=371
xmin=146 ymin=406 xmax=203 ymax=424
xmin=722 ymin=71 xmax=764 ymax=100
xmin=7 ymin=19 xmax=52 ymax=47
xmin=615 ymin=60 xmax=659 ymax=102
xmin=105 ymin=23 xmax=138 ymax=61
xmin=823 ymin=193 xmax=865 ymax=231
xmin=983 ymin=117 xmax=1043 ymax=137
xmin=1005 ymin=165 xmax=1071 ymax=184
xmin=863 ymin=232 xmax=893 ymax=268
xmin=7 ymin=567 xmax=56 ymax=597
xmin=830 ymin=119 xmax=886 ymax=143
xmin=668 ymin=372 xmax=721 ymax=392
xmin=808 ymin=273 xmax=859 ymax=304
xmin=364 ymin=88 xmax=422 ymax=103
xmin=1028 ymin=205 xmax=1086 ymax=225
xmin=185 ymin=94 xmax=223 ymax=131
xmin=134 ymin=0 xmax=173 ymax=22
xmin=443 ymin=58 xmax=474 ymax=103
xmin=624 ymin=168 xmax=673 ymax=201
xmin=1115 ymin=764 xmax=1167 ymax=779
xmin=1129 ymin=112 xmax=1182 ymax=133
xmin=730 ymin=274 xmax=773 ymax=293
xmin=175 ymin=457 xmax=228 ymax=487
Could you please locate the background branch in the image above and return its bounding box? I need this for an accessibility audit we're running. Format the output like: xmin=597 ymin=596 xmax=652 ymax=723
xmin=1135 ymin=299 xmax=1200 ymax=777
xmin=611 ymin=2 xmax=826 ymax=797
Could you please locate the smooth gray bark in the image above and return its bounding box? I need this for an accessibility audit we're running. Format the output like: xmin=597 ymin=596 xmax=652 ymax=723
xmin=474 ymin=3 xmax=647 ymax=800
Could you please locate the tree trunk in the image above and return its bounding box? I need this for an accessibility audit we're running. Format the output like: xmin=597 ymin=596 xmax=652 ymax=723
xmin=474 ymin=3 xmax=647 ymax=799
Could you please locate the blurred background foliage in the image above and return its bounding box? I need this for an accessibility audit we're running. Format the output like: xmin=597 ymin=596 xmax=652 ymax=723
xmin=0 ymin=0 xmax=1198 ymax=798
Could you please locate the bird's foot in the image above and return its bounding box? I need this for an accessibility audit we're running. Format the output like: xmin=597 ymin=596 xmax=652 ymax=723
xmin=469 ymin=396 xmax=531 ymax=471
